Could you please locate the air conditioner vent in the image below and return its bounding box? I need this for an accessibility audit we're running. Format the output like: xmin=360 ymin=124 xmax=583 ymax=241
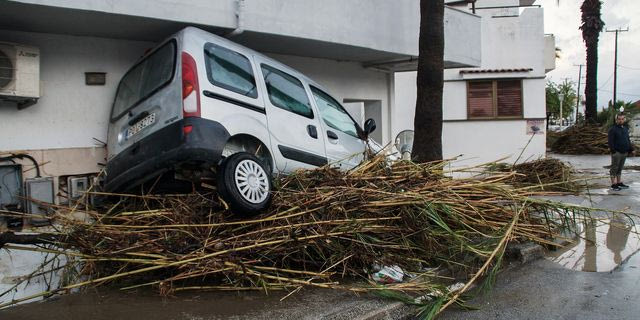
xmin=0 ymin=44 xmax=15 ymax=90
xmin=0 ymin=42 xmax=40 ymax=105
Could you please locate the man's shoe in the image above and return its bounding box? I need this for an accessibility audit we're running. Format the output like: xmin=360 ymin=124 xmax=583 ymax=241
xmin=617 ymin=183 xmax=630 ymax=189
xmin=611 ymin=184 xmax=622 ymax=191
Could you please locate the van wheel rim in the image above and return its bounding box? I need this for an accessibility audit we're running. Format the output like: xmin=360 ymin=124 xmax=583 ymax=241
xmin=234 ymin=159 xmax=269 ymax=204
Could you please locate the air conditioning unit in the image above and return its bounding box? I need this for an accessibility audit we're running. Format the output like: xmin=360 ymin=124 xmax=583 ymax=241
xmin=0 ymin=42 xmax=40 ymax=108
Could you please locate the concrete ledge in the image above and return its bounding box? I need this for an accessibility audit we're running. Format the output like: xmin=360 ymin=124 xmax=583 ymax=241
xmin=505 ymin=242 xmax=545 ymax=264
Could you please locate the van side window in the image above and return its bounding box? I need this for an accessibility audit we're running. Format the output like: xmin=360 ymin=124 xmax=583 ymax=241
xmin=310 ymin=87 xmax=359 ymax=138
xmin=261 ymin=64 xmax=313 ymax=118
xmin=204 ymin=43 xmax=258 ymax=98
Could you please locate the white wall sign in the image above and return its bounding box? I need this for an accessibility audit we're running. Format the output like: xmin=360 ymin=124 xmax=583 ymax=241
xmin=527 ymin=120 xmax=544 ymax=135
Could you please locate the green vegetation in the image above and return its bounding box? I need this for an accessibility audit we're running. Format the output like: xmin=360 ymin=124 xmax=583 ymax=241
xmin=597 ymin=100 xmax=640 ymax=128
xmin=546 ymin=80 xmax=577 ymax=120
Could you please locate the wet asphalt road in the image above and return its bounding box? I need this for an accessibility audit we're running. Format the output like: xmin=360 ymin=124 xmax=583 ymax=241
xmin=439 ymin=250 xmax=640 ymax=320
xmin=439 ymin=154 xmax=640 ymax=320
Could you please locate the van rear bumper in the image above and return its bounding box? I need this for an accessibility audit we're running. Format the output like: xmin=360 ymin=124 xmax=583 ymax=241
xmin=104 ymin=117 xmax=230 ymax=192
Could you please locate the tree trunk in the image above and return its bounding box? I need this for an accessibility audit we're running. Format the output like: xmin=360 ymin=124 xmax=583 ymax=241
xmin=580 ymin=0 xmax=604 ymax=124
xmin=411 ymin=0 xmax=444 ymax=163
xmin=583 ymin=39 xmax=598 ymax=123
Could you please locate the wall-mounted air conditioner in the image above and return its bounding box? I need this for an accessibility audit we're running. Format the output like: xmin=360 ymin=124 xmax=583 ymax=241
xmin=0 ymin=42 xmax=40 ymax=109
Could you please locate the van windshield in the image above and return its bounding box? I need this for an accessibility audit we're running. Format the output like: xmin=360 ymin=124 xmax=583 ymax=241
xmin=111 ymin=41 xmax=176 ymax=121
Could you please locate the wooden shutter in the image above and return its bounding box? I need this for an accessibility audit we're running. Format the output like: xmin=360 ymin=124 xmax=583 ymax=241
xmin=496 ymin=80 xmax=522 ymax=117
xmin=468 ymin=81 xmax=494 ymax=118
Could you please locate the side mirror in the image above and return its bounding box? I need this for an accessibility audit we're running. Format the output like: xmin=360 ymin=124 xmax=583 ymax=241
xmin=364 ymin=118 xmax=376 ymax=136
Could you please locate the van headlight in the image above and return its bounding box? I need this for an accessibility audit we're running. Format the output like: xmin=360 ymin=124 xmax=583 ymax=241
xmin=117 ymin=131 xmax=125 ymax=143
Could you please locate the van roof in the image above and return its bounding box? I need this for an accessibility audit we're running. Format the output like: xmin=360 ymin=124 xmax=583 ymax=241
xmin=177 ymin=26 xmax=327 ymax=91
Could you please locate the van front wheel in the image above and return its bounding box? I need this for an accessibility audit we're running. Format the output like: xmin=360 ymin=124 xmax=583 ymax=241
xmin=217 ymin=152 xmax=272 ymax=215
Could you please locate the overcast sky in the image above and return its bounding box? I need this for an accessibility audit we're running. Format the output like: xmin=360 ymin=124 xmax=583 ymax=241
xmin=539 ymin=0 xmax=640 ymax=109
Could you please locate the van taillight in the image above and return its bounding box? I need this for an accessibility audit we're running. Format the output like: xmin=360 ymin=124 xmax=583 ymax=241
xmin=182 ymin=52 xmax=200 ymax=118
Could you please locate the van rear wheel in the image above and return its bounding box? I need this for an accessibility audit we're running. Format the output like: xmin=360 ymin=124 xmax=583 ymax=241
xmin=217 ymin=152 xmax=272 ymax=215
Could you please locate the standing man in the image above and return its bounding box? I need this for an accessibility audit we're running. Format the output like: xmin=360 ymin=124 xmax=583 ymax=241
xmin=608 ymin=113 xmax=634 ymax=191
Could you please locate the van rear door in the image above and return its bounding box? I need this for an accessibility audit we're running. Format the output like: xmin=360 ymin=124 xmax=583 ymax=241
xmin=106 ymin=40 xmax=181 ymax=160
xmin=254 ymin=58 xmax=328 ymax=172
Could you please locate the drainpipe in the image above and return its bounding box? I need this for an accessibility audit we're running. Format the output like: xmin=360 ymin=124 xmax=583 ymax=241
xmin=226 ymin=0 xmax=246 ymax=38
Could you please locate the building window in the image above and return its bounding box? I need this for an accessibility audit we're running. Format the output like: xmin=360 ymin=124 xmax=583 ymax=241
xmin=467 ymin=80 xmax=522 ymax=119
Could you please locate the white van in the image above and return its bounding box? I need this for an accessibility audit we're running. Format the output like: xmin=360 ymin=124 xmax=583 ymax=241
xmin=105 ymin=27 xmax=376 ymax=213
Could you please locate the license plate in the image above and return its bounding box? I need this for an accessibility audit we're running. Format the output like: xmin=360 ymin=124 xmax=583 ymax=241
xmin=126 ymin=113 xmax=156 ymax=139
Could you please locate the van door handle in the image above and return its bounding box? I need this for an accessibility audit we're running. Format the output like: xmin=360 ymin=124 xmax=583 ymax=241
xmin=327 ymin=130 xmax=338 ymax=140
xmin=128 ymin=111 xmax=150 ymax=126
xmin=307 ymin=125 xmax=318 ymax=139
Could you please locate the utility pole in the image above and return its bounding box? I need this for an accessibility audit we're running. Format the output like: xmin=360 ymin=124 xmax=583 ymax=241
xmin=573 ymin=64 xmax=584 ymax=122
xmin=559 ymin=93 xmax=564 ymax=127
xmin=559 ymin=77 xmax=570 ymax=126
xmin=606 ymin=27 xmax=629 ymax=111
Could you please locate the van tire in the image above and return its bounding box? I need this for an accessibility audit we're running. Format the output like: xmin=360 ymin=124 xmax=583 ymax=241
xmin=217 ymin=152 xmax=272 ymax=215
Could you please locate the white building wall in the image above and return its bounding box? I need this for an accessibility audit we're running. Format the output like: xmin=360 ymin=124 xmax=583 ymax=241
xmin=475 ymin=8 xmax=545 ymax=75
xmin=443 ymin=7 xmax=482 ymax=68
xmin=393 ymin=5 xmax=549 ymax=165
xmin=523 ymin=79 xmax=546 ymax=118
xmin=544 ymin=34 xmax=556 ymax=72
xmin=393 ymin=72 xmax=415 ymax=136
xmin=443 ymin=121 xmax=545 ymax=166
xmin=9 ymin=0 xmax=239 ymax=30
xmin=443 ymin=82 xmax=469 ymax=120
xmin=0 ymin=30 xmax=153 ymax=151
xmin=9 ymin=0 xmax=416 ymax=57
xmin=6 ymin=0 xmax=481 ymax=68
xmin=244 ymin=0 xmax=419 ymax=57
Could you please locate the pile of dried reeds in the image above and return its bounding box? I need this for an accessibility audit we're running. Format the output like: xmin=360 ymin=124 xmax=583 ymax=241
xmin=0 ymin=156 xmax=597 ymax=318
xmin=550 ymin=125 xmax=610 ymax=154
xmin=489 ymin=158 xmax=583 ymax=192
xmin=545 ymin=131 xmax=561 ymax=152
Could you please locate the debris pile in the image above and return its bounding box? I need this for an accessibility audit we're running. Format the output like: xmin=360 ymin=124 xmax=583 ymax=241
xmin=1 ymin=156 xmax=597 ymax=317
xmin=550 ymin=125 xmax=611 ymax=154
xmin=489 ymin=158 xmax=583 ymax=192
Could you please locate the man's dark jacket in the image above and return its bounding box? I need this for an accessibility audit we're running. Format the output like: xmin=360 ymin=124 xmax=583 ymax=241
xmin=608 ymin=125 xmax=634 ymax=154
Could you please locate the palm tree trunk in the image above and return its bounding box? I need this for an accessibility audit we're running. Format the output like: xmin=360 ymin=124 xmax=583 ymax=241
xmin=580 ymin=0 xmax=604 ymax=124
xmin=583 ymin=38 xmax=599 ymax=123
xmin=412 ymin=0 xmax=444 ymax=163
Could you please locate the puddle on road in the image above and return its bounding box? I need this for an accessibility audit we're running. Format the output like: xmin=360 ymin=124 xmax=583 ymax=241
xmin=547 ymin=216 xmax=640 ymax=272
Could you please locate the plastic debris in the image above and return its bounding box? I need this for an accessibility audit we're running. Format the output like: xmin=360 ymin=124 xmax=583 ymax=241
xmin=370 ymin=265 xmax=405 ymax=284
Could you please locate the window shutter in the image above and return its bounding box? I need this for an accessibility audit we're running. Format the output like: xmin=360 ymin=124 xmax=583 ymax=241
xmin=497 ymin=80 xmax=522 ymax=117
xmin=468 ymin=81 xmax=494 ymax=118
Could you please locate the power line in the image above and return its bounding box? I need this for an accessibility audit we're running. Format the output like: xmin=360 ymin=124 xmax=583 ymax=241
xmin=597 ymin=88 xmax=640 ymax=98
xmin=598 ymin=72 xmax=614 ymax=90
xmin=605 ymin=27 xmax=629 ymax=105
xmin=618 ymin=64 xmax=640 ymax=71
